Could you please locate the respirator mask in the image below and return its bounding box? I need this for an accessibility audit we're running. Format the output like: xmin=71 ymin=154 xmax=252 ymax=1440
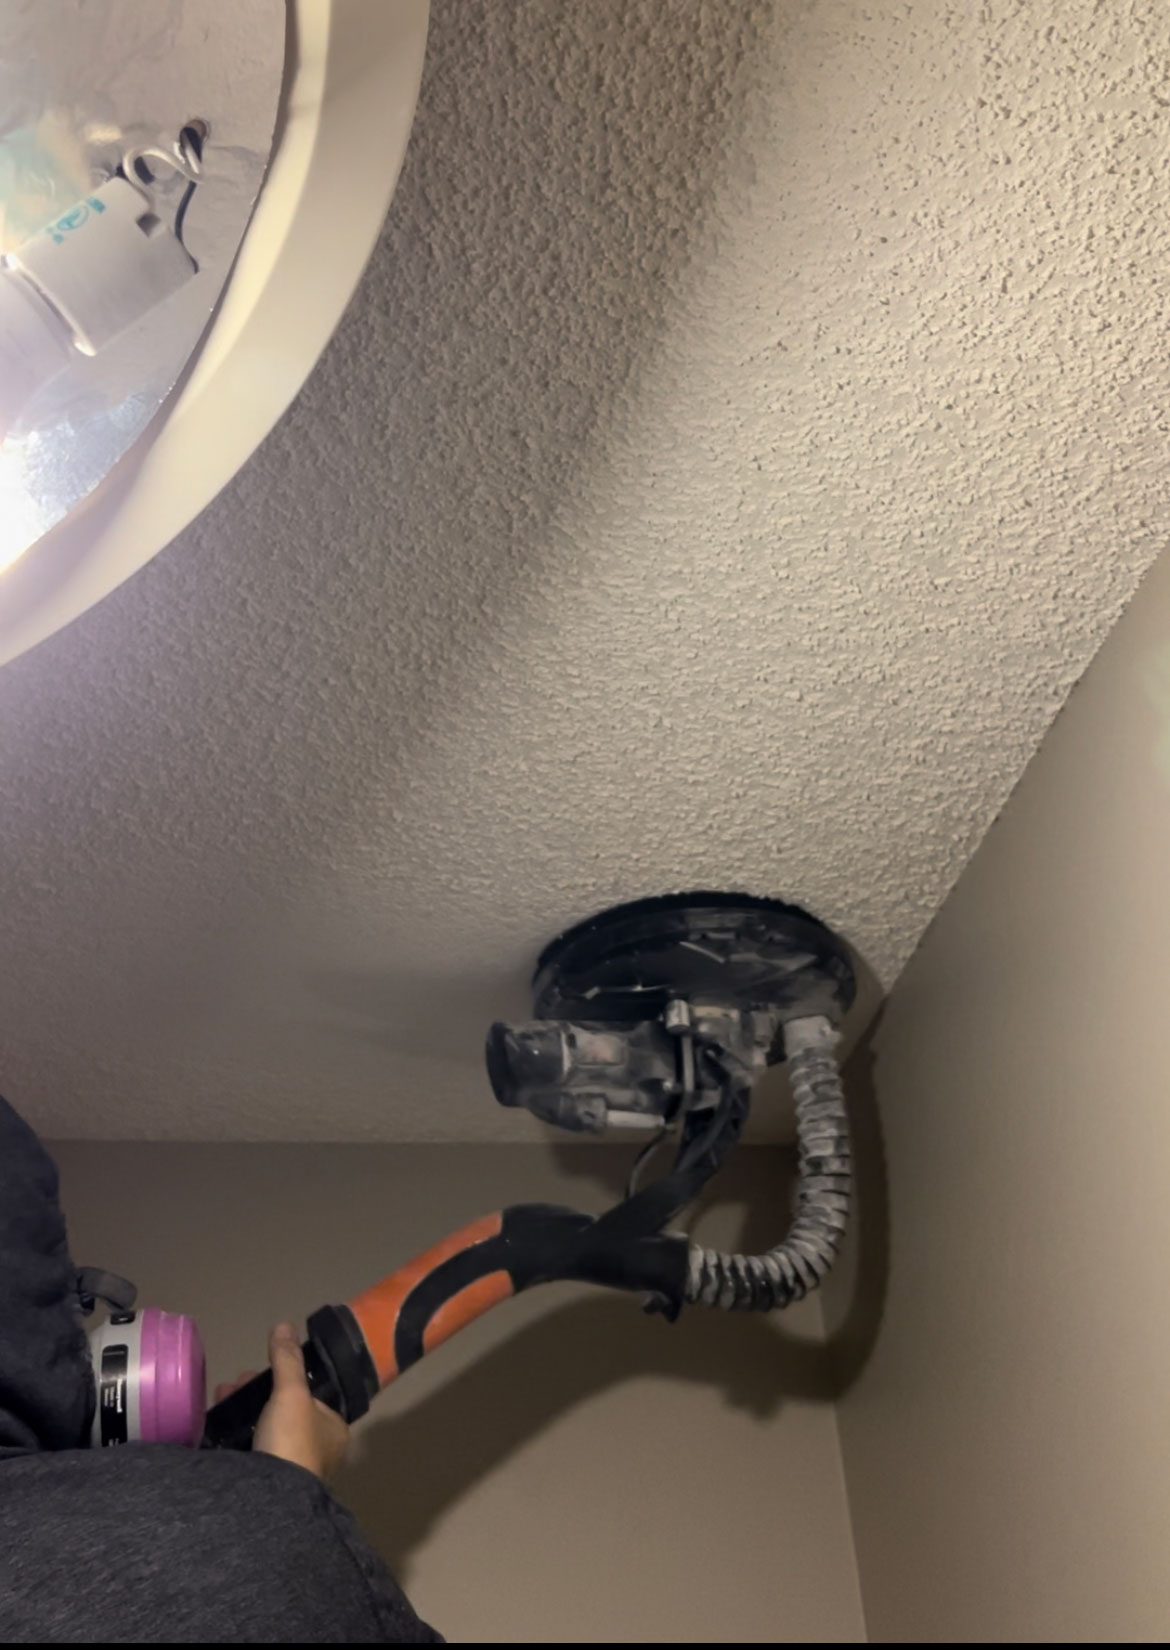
xmin=78 ymin=1269 xmax=206 ymax=1448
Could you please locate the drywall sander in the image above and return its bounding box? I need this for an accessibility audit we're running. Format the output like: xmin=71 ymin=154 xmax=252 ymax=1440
xmin=199 ymin=893 xmax=857 ymax=1449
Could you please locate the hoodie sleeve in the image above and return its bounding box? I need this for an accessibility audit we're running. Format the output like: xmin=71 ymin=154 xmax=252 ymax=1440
xmin=0 ymin=1094 xmax=93 ymax=1450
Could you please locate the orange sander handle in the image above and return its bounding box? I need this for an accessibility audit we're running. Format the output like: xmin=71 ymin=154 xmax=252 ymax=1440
xmin=201 ymin=1202 xmax=689 ymax=1450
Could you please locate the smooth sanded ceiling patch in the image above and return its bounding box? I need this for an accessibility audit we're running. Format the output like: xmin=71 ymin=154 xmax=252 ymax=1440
xmin=0 ymin=0 xmax=1166 ymax=1139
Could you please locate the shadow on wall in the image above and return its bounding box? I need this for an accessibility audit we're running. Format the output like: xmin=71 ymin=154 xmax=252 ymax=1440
xmin=339 ymin=1295 xmax=797 ymax=1580
xmin=337 ymin=1041 xmax=890 ymax=1578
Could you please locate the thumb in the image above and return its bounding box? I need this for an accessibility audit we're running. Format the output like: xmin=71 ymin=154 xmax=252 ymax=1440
xmin=268 ymin=1322 xmax=308 ymax=1394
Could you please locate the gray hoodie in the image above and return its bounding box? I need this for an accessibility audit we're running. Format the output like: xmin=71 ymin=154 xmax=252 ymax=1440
xmin=0 ymin=1096 xmax=442 ymax=1644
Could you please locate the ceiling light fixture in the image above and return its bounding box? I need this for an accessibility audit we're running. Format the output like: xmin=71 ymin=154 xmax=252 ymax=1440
xmin=0 ymin=0 xmax=428 ymax=665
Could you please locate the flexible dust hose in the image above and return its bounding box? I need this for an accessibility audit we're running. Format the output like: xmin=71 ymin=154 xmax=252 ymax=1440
xmin=684 ymin=1014 xmax=851 ymax=1310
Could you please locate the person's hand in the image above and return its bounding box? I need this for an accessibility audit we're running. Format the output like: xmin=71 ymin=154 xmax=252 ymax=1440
xmin=214 ymin=1323 xmax=350 ymax=1481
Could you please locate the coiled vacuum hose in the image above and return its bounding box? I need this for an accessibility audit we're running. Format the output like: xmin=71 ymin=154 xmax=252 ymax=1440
xmin=684 ymin=1014 xmax=851 ymax=1310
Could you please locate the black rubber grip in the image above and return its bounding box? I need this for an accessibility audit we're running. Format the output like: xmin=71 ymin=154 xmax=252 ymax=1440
xmin=201 ymin=1367 xmax=276 ymax=1451
xmin=202 ymin=1335 xmax=338 ymax=1450
xmin=201 ymin=1210 xmax=690 ymax=1450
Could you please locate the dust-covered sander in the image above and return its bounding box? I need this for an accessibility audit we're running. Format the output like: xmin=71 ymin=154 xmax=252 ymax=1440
xmin=87 ymin=894 xmax=855 ymax=1450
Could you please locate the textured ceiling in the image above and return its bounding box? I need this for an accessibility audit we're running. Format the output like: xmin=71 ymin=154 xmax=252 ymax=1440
xmin=1 ymin=0 xmax=1168 ymax=1140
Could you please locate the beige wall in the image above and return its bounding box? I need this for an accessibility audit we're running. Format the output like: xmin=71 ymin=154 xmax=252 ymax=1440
xmin=53 ymin=1141 xmax=863 ymax=1645
xmin=827 ymin=545 xmax=1170 ymax=1641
